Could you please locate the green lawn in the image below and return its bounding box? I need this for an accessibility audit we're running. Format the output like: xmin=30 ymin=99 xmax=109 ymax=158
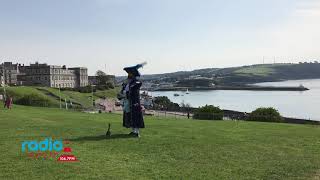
xmin=1 ymin=105 xmax=320 ymax=179
xmin=0 ymin=86 xmax=61 ymax=106
xmin=37 ymin=87 xmax=97 ymax=108
xmin=233 ymin=64 xmax=293 ymax=77
xmin=234 ymin=66 xmax=275 ymax=77
xmin=39 ymin=87 xmax=119 ymax=108
xmin=0 ymin=86 xmax=119 ymax=108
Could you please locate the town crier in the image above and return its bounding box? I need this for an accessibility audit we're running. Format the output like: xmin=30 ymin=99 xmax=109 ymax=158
xmin=118 ymin=63 xmax=146 ymax=137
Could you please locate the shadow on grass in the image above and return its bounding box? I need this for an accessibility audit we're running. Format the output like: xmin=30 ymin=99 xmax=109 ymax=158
xmin=68 ymin=134 xmax=134 ymax=142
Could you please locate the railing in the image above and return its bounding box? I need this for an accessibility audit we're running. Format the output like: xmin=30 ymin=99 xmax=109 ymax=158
xmin=146 ymin=110 xmax=320 ymax=124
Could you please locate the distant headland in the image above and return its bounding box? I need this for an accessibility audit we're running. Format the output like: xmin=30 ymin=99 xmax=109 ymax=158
xmin=135 ymin=62 xmax=320 ymax=91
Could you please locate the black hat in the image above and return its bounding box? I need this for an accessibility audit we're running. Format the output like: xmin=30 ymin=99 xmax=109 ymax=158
xmin=123 ymin=62 xmax=147 ymax=77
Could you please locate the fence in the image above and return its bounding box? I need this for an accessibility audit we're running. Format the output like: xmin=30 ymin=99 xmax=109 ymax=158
xmin=151 ymin=110 xmax=192 ymax=119
xmin=150 ymin=111 xmax=227 ymax=120
xmin=148 ymin=110 xmax=320 ymax=125
xmin=2 ymin=97 xmax=318 ymax=125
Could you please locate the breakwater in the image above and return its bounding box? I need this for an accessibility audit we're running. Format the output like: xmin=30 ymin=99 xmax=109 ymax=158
xmin=153 ymin=85 xmax=309 ymax=91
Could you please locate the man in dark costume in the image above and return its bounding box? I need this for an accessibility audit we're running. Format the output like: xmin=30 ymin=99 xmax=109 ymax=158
xmin=118 ymin=63 xmax=146 ymax=137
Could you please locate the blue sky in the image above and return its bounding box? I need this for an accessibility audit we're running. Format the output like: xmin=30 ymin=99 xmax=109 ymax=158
xmin=0 ymin=0 xmax=319 ymax=75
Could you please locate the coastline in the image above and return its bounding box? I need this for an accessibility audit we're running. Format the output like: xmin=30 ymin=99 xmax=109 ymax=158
xmin=147 ymin=79 xmax=320 ymax=121
xmin=150 ymin=85 xmax=309 ymax=92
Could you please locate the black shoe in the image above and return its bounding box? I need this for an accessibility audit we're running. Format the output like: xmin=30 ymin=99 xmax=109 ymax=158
xmin=106 ymin=130 xmax=111 ymax=138
xmin=132 ymin=133 xmax=140 ymax=138
xmin=128 ymin=132 xmax=140 ymax=138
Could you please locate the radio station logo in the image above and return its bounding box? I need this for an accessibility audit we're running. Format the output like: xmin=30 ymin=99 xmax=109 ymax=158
xmin=21 ymin=137 xmax=78 ymax=162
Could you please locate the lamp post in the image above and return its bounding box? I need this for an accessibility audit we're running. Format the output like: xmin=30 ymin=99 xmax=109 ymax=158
xmin=2 ymin=81 xmax=6 ymax=101
xmin=65 ymin=98 xmax=68 ymax=110
xmin=59 ymin=84 xmax=62 ymax=109
xmin=91 ymin=85 xmax=96 ymax=108
xmin=1 ymin=64 xmax=6 ymax=101
xmin=53 ymin=68 xmax=62 ymax=109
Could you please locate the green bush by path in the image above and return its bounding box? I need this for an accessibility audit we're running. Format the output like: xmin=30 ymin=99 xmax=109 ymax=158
xmin=0 ymin=105 xmax=320 ymax=179
xmin=153 ymin=96 xmax=181 ymax=111
xmin=193 ymin=105 xmax=224 ymax=120
xmin=248 ymin=107 xmax=283 ymax=122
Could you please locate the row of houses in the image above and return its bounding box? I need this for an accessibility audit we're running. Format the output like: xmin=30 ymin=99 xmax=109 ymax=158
xmin=0 ymin=61 xmax=114 ymax=88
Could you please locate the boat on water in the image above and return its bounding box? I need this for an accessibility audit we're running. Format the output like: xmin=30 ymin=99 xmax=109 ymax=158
xmin=186 ymin=89 xmax=190 ymax=94
xmin=174 ymin=93 xmax=180 ymax=96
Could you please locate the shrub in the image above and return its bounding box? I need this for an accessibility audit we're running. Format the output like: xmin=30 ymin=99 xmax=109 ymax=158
xmin=153 ymin=96 xmax=180 ymax=111
xmin=247 ymin=107 xmax=283 ymax=122
xmin=193 ymin=105 xmax=223 ymax=120
xmin=153 ymin=96 xmax=172 ymax=107
xmin=60 ymin=87 xmax=74 ymax=91
xmin=96 ymin=84 xmax=113 ymax=91
xmin=77 ymin=86 xmax=96 ymax=93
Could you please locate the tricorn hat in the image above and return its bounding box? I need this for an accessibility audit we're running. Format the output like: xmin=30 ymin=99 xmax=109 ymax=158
xmin=123 ymin=62 xmax=147 ymax=77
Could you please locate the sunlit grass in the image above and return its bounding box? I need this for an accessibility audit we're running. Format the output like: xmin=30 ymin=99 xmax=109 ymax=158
xmin=0 ymin=105 xmax=320 ymax=179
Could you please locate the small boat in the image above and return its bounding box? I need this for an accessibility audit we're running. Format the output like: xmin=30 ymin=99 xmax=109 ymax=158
xmin=174 ymin=93 xmax=180 ymax=96
xmin=186 ymin=89 xmax=190 ymax=94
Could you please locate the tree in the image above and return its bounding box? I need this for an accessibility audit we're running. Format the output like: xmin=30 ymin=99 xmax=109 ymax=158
xmin=181 ymin=101 xmax=191 ymax=112
xmin=193 ymin=105 xmax=223 ymax=120
xmin=247 ymin=107 xmax=283 ymax=122
xmin=153 ymin=96 xmax=180 ymax=111
xmin=95 ymin=70 xmax=114 ymax=90
xmin=96 ymin=70 xmax=109 ymax=86
xmin=154 ymin=96 xmax=172 ymax=109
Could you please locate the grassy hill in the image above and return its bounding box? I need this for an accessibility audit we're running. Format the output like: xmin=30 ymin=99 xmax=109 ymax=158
xmin=233 ymin=65 xmax=277 ymax=77
xmin=0 ymin=86 xmax=118 ymax=109
xmin=142 ymin=63 xmax=320 ymax=85
xmin=1 ymin=105 xmax=320 ymax=179
xmin=213 ymin=63 xmax=320 ymax=84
